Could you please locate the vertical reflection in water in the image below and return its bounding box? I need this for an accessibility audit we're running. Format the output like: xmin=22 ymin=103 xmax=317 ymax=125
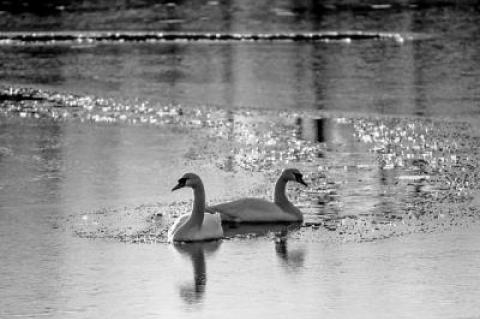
xmin=220 ymin=0 xmax=233 ymax=33
xmin=220 ymin=27 xmax=236 ymax=171
xmin=165 ymin=2 xmax=180 ymax=28
xmin=298 ymin=118 xmax=358 ymax=147
xmin=412 ymin=41 xmax=429 ymax=117
xmin=297 ymin=117 xmax=402 ymax=217
xmin=224 ymin=110 xmax=235 ymax=172
xmin=312 ymin=42 xmax=359 ymax=112
xmin=211 ymin=15 xmax=238 ymax=169
xmin=379 ymin=16 xmax=417 ymax=116
xmin=311 ymin=42 xmax=328 ymax=111
xmin=274 ymin=238 xmax=306 ymax=272
xmin=173 ymin=241 xmax=222 ymax=305
xmin=164 ymin=44 xmax=183 ymax=105
xmin=292 ymin=43 xmax=316 ymax=110
xmin=35 ymin=121 xmax=64 ymax=205
xmin=216 ymin=12 xmax=321 ymax=110
xmin=316 ymin=118 xmax=327 ymax=143
xmin=152 ymin=43 xmax=185 ymax=104
xmin=295 ymin=117 xmax=303 ymax=140
xmin=378 ymin=167 xmax=400 ymax=217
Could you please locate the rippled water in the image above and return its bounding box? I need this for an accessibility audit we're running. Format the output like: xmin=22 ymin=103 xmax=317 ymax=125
xmin=1 ymin=1 xmax=480 ymax=318
xmin=2 ymin=93 xmax=480 ymax=318
xmin=0 ymin=1 xmax=479 ymax=116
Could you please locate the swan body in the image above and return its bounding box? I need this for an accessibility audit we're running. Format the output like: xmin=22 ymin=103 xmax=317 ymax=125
xmin=206 ymin=168 xmax=307 ymax=223
xmin=211 ymin=198 xmax=300 ymax=223
xmin=168 ymin=173 xmax=224 ymax=243
xmin=168 ymin=212 xmax=223 ymax=243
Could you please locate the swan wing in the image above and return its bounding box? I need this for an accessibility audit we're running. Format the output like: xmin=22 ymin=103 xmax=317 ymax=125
xmin=167 ymin=213 xmax=190 ymax=243
xmin=169 ymin=213 xmax=223 ymax=242
xmin=198 ymin=213 xmax=224 ymax=240
xmin=208 ymin=198 xmax=296 ymax=223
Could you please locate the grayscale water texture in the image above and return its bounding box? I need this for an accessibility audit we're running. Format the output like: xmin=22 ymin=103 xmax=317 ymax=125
xmin=1 ymin=1 xmax=480 ymax=318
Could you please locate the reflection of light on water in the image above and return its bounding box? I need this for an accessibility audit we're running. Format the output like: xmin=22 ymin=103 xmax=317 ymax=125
xmin=3 ymin=87 xmax=480 ymax=243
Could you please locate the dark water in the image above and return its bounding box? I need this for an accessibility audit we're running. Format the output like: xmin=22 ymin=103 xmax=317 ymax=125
xmin=0 ymin=1 xmax=479 ymax=116
xmin=1 ymin=1 xmax=480 ymax=318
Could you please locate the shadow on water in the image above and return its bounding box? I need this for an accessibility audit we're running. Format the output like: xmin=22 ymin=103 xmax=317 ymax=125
xmin=172 ymin=241 xmax=222 ymax=306
xmin=223 ymin=222 xmax=301 ymax=239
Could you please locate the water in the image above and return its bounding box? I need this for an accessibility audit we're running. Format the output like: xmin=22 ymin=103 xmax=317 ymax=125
xmin=1 ymin=36 xmax=480 ymax=116
xmin=1 ymin=1 xmax=480 ymax=318
xmin=2 ymin=227 xmax=480 ymax=318
xmin=0 ymin=2 xmax=479 ymax=116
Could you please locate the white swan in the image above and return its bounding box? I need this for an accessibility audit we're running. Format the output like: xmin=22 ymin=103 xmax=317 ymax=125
xmin=206 ymin=168 xmax=308 ymax=223
xmin=168 ymin=173 xmax=224 ymax=243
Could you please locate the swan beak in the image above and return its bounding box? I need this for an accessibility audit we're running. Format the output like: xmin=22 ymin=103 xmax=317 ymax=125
xmin=172 ymin=178 xmax=187 ymax=191
xmin=171 ymin=183 xmax=183 ymax=191
xmin=296 ymin=175 xmax=308 ymax=187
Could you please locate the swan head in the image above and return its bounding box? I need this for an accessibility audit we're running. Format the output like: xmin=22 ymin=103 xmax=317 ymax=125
xmin=282 ymin=168 xmax=308 ymax=187
xmin=172 ymin=173 xmax=203 ymax=191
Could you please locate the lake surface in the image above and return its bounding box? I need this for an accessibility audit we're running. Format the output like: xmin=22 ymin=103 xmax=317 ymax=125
xmin=1 ymin=1 xmax=480 ymax=318
xmin=0 ymin=1 xmax=479 ymax=117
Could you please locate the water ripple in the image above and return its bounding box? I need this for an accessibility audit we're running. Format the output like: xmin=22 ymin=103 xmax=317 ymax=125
xmin=0 ymin=31 xmax=408 ymax=45
xmin=3 ymin=86 xmax=479 ymax=243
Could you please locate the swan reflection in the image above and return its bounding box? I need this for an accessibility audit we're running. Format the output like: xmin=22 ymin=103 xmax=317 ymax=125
xmin=275 ymin=239 xmax=306 ymax=272
xmin=223 ymin=223 xmax=306 ymax=271
xmin=172 ymin=241 xmax=221 ymax=305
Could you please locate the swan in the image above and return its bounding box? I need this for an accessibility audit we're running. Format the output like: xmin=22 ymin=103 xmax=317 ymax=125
xmin=168 ymin=173 xmax=224 ymax=243
xmin=206 ymin=168 xmax=308 ymax=223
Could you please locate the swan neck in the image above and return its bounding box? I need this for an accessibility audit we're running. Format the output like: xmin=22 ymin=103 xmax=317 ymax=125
xmin=189 ymin=183 xmax=206 ymax=227
xmin=274 ymin=177 xmax=289 ymax=205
